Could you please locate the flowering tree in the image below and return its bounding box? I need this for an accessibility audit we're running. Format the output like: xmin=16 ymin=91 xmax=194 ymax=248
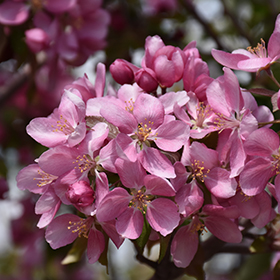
xmin=2 ymin=0 xmax=280 ymax=279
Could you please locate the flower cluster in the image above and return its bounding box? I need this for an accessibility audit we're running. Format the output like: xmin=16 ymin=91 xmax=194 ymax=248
xmin=16 ymin=14 xmax=280 ymax=269
xmin=0 ymin=0 xmax=110 ymax=66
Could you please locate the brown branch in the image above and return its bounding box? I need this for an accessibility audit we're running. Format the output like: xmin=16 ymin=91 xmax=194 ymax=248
xmin=0 ymin=64 xmax=32 ymax=107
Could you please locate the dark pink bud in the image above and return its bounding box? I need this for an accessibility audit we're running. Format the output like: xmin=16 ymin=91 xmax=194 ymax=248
xmin=66 ymin=181 xmax=94 ymax=208
xmin=135 ymin=68 xmax=158 ymax=92
xmin=25 ymin=28 xmax=50 ymax=53
xmin=110 ymin=59 xmax=139 ymax=85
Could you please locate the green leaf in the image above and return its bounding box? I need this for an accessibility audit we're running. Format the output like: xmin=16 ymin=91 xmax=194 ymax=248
xmin=61 ymin=236 xmax=87 ymax=265
xmin=135 ymin=216 xmax=151 ymax=254
xmin=158 ymin=234 xmax=171 ymax=263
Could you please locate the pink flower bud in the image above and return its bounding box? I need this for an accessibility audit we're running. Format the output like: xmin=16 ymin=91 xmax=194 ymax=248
xmin=135 ymin=68 xmax=158 ymax=92
xmin=66 ymin=181 xmax=95 ymax=208
xmin=25 ymin=28 xmax=50 ymax=53
xmin=110 ymin=59 xmax=139 ymax=85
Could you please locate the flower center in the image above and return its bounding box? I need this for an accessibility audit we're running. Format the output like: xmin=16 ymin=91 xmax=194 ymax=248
xmin=272 ymin=153 xmax=280 ymax=174
xmin=193 ymin=102 xmax=212 ymax=129
xmin=68 ymin=217 xmax=94 ymax=238
xmin=52 ymin=115 xmax=75 ymax=135
xmin=190 ymin=160 xmax=210 ymax=182
xmin=213 ymin=113 xmax=240 ymax=132
xmin=247 ymin=38 xmax=267 ymax=58
xmin=136 ymin=120 xmax=157 ymax=142
xmin=73 ymin=154 xmax=96 ymax=174
xmin=124 ymin=98 xmax=135 ymax=112
xmin=34 ymin=170 xmax=58 ymax=187
xmin=129 ymin=189 xmax=151 ymax=214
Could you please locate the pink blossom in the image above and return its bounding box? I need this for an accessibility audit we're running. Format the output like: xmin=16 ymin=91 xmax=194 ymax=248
xmin=171 ymin=204 xmax=242 ymax=268
xmin=26 ymin=89 xmax=87 ymax=148
xmin=240 ymin=127 xmax=280 ymax=196
xmin=0 ymin=1 xmax=29 ymax=26
xmin=25 ymin=28 xmax=50 ymax=53
xmin=174 ymin=91 xmax=218 ymax=139
xmin=206 ymin=67 xmax=258 ymax=177
xmin=96 ymin=158 xmax=180 ymax=239
xmin=110 ymin=59 xmax=140 ymax=85
xmin=212 ymin=14 xmax=280 ymax=72
xmin=179 ymin=141 xmax=237 ymax=198
xmin=136 ymin=35 xmax=186 ymax=89
xmin=99 ymin=92 xmax=189 ymax=177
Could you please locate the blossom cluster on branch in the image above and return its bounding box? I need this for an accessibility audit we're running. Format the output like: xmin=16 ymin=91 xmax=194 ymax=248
xmin=15 ymin=10 xmax=280 ymax=278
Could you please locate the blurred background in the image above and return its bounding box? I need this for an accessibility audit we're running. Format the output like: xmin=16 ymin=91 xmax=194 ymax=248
xmin=1 ymin=0 xmax=280 ymax=279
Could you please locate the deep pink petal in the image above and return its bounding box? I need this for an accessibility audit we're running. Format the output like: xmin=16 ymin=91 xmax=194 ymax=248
xmin=244 ymin=127 xmax=279 ymax=157
xmin=115 ymin=158 xmax=146 ymax=189
xmin=144 ymin=175 xmax=176 ymax=196
xmin=87 ymin=228 xmax=105 ymax=264
xmin=175 ymin=181 xmax=204 ymax=216
xmin=44 ymin=0 xmax=76 ymax=13
xmin=101 ymin=220 xmax=124 ymax=248
xmin=95 ymin=172 xmax=109 ymax=207
xmin=146 ymin=198 xmax=180 ymax=236
xmin=96 ymin=188 xmax=130 ymax=222
xmin=154 ymin=55 xmax=175 ymax=87
xmin=171 ymin=224 xmax=198 ymax=268
xmin=228 ymin=191 xmax=260 ymax=219
xmin=251 ymin=191 xmax=274 ymax=228
xmin=0 ymin=1 xmax=29 ymax=25
xmin=204 ymin=216 xmax=242 ymax=243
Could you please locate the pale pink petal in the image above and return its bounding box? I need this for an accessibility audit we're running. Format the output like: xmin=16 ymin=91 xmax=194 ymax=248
xmin=205 ymin=167 xmax=237 ymax=198
xmin=237 ymin=58 xmax=272 ymax=70
xmin=95 ymin=172 xmax=109 ymax=207
xmin=116 ymin=207 xmax=143 ymax=239
xmin=159 ymin=91 xmax=189 ymax=115
xmin=138 ymin=147 xmax=175 ymax=178
xmin=100 ymin=102 xmax=137 ymax=134
xmin=146 ymin=198 xmax=179 ymax=236
xmin=133 ymin=93 xmax=165 ymax=129
xmin=153 ymin=120 xmax=190 ymax=152
xmin=144 ymin=35 xmax=165 ymax=68
xmin=244 ymin=127 xmax=279 ymax=157
xmin=45 ymin=214 xmax=80 ymax=249
xmin=211 ymin=49 xmax=249 ymax=70
xmin=239 ymin=157 xmax=274 ymax=196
